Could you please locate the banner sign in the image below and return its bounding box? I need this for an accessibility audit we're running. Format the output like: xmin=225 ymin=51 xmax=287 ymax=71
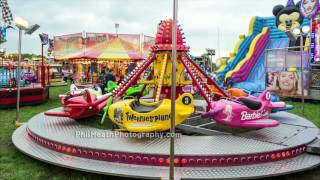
xmin=53 ymin=33 xmax=153 ymax=60
xmin=53 ymin=33 xmax=83 ymax=60
xmin=142 ymin=35 xmax=155 ymax=57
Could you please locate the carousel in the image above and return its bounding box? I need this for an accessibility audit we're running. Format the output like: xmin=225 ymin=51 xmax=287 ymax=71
xmin=12 ymin=19 xmax=320 ymax=179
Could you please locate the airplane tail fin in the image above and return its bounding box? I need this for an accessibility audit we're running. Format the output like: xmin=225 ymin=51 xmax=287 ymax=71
xmin=258 ymin=90 xmax=271 ymax=102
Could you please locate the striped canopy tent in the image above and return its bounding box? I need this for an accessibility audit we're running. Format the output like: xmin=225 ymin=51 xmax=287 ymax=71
xmin=73 ymin=33 xmax=143 ymax=61
xmin=53 ymin=33 xmax=155 ymax=62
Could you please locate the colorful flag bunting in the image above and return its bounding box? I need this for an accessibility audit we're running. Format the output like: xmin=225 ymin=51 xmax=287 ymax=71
xmin=0 ymin=0 xmax=13 ymax=25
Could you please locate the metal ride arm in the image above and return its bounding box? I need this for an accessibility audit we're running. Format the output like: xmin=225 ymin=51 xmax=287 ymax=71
xmin=137 ymin=68 xmax=154 ymax=100
xmin=96 ymin=54 xmax=155 ymax=112
xmin=100 ymin=56 xmax=156 ymax=123
xmin=185 ymin=55 xmax=228 ymax=97
xmin=180 ymin=55 xmax=215 ymax=105
xmin=155 ymin=53 xmax=168 ymax=101
xmin=112 ymin=54 xmax=155 ymax=99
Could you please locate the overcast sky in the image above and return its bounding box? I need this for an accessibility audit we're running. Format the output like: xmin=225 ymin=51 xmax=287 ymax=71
xmin=5 ymin=0 xmax=289 ymax=57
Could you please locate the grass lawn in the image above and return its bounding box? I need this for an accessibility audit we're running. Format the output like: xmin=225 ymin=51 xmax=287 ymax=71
xmin=0 ymin=84 xmax=320 ymax=180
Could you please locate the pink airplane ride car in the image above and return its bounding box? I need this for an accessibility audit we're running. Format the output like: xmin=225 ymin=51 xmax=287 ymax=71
xmin=45 ymin=84 xmax=110 ymax=119
xmin=202 ymin=90 xmax=290 ymax=128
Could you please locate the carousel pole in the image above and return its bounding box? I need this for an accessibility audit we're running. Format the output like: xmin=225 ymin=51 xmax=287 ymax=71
xmin=169 ymin=0 xmax=178 ymax=179
xmin=300 ymin=33 xmax=305 ymax=116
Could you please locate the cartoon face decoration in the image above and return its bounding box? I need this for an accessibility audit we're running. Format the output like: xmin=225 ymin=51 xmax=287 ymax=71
xmin=273 ymin=2 xmax=303 ymax=32
xmin=278 ymin=72 xmax=298 ymax=91
xmin=301 ymin=0 xmax=318 ymax=18
xmin=278 ymin=12 xmax=301 ymax=32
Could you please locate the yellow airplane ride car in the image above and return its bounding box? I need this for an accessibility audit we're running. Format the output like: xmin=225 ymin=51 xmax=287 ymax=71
xmin=108 ymin=93 xmax=194 ymax=132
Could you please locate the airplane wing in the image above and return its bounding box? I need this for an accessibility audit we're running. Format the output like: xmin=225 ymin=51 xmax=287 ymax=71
xmin=240 ymin=119 xmax=279 ymax=128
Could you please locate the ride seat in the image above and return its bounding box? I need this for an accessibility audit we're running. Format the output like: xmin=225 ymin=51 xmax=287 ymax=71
xmin=238 ymin=97 xmax=262 ymax=110
xmin=130 ymin=100 xmax=162 ymax=113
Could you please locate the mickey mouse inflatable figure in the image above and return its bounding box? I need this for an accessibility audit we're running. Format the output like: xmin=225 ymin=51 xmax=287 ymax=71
xmin=273 ymin=0 xmax=305 ymax=50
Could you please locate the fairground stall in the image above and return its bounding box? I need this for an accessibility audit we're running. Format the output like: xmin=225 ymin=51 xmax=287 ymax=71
xmin=48 ymin=63 xmax=66 ymax=86
xmin=309 ymin=6 xmax=320 ymax=99
xmin=0 ymin=55 xmax=50 ymax=108
xmin=53 ymin=32 xmax=154 ymax=85
xmin=210 ymin=0 xmax=320 ymax=100
xmin=265 ymin=1 xmax=320 ymax=100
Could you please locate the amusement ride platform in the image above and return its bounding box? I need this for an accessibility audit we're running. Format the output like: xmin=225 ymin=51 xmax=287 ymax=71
xmin=12 ymin=108 xmax=320 ymax=179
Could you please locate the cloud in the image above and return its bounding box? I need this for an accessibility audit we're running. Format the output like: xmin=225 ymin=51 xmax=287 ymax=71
xmin=5 ymin=0 xmax=288 ymax=57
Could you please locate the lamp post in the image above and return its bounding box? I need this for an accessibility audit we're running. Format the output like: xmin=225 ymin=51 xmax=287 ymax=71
xmin=206 ymin=48 xmax=215 ymax=73
xmin=292 ymin=25 xmax=310 ymax=116
xmin=115 ymin=23 xmax=119 ymax=36
xmin=14 ymin=17 xmax=40 ymax=127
